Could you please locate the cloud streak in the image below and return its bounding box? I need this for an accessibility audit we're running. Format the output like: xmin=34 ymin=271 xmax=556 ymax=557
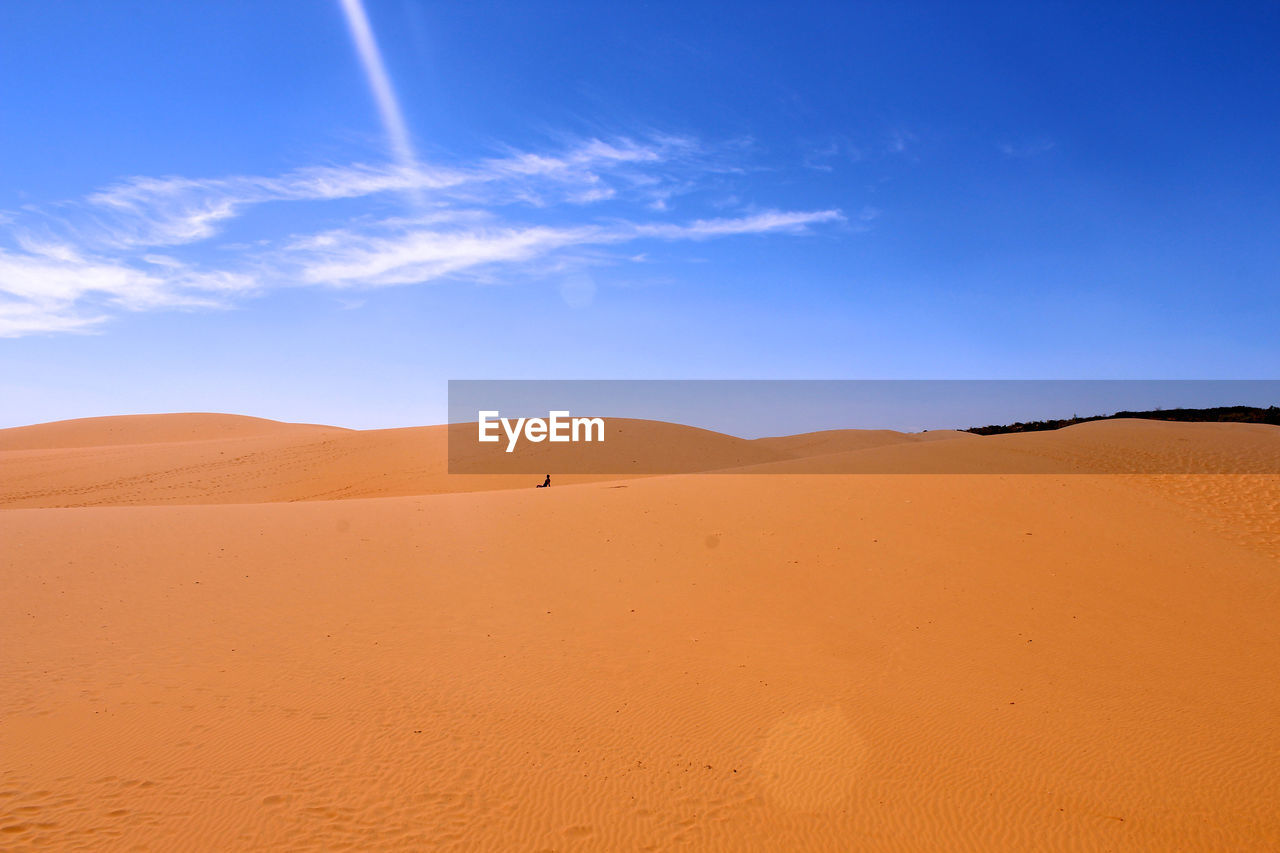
xmin=337 ymin=0 xmax=416 ymax=169
xmin=285 ymin=208 xmax=842 ymax=288
xmin=0 ymin=135 xmax=845 ymax=336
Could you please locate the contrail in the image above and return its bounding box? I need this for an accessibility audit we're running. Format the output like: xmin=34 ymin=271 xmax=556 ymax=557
xmin=337 ymin=0 xmax=417 ymax=169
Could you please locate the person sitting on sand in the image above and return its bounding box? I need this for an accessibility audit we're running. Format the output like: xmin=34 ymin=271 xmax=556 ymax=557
xmin=536 ymin=474 xmax=550 ymax=488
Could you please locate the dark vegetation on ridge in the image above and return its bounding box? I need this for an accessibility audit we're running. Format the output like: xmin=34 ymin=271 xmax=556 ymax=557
xmin=964 ymin=405 xmax=1280 ymax=436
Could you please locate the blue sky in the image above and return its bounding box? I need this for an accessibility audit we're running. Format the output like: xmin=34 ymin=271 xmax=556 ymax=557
xmin=2 ymin=1 xmax=1277 ymax=428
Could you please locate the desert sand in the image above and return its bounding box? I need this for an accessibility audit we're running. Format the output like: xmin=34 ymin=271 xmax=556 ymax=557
xmin=2 ymin=413 xmax=1278 ymax=850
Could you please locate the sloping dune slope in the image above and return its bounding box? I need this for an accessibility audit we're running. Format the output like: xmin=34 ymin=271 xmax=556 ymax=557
xmin=0 ymin=413 xmax=343 ymax=451
xmin=735 ymin=419 xmax=1280 ymax=474
xmin=2 ymin=413 xmax=1278 ymax=850
xmin=0 ymin=416 xmax=959 ymax=508
xmin=750 ymin=427 xmax=978 ymax=458
xmin=0 ymin=418 xmax=712 ymax=508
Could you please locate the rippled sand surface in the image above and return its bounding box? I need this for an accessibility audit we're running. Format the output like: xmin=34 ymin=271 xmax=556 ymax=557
xmin=3 ymin=414 xmax=1278 ymax=850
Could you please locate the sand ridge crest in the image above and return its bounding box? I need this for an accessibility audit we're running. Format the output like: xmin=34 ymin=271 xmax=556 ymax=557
xmin=0 ymin=412 xmax=345 ymax=451
xmin=3 ymin=413 xmax=1277 ymax=508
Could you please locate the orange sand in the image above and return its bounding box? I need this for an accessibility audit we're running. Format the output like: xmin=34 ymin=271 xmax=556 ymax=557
xmin=2 ymin=414 xmax=1278 ymax=850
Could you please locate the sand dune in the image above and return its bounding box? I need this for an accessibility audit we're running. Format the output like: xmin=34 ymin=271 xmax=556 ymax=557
xmin=451 ymin=418 xmax=798 ymax=476
xmin=0 ymin=417 xmax=955 ymax=508
xmin=0 ymin=420 xmax=648 ymax=508
xmin=2 ymin=413 xmax=1279 ymax=850
xmin=732 ymin=418 xmax=1280 ymax=474
xmin=750 ymin=426 xmax=978 ymax=458
xmin=0 ymin=412 xmax=343 ymax=451
xmin=4 ymin=416 xmax=1276 ymax=509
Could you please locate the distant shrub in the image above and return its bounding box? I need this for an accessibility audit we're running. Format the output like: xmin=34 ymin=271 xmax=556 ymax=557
xmin=964 ymin=405 xmax=1280 ymax=436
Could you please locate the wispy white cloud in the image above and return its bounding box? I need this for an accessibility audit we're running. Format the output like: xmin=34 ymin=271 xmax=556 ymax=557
xmin=0 ymin=242 xmax=252 ymax=336
xmin=65 ymin=136 xmax=701 ymax=252
xmin=801 ymin=136 xmax=866 ymax=171
xmin=283 ymin=207 xmax=844 ymax=289
xmin=886 ymin=129 xmax=916 ymax=155
xmin=0 ymin=135 xmax=847 ymax=336
xmin=999 ymin=139 xmax=1056 ymax=158
xmin=337 ymin=0 xmax=416 ymax=169
xmin=290 ymin=223 xmax=602 ymax=287
xmin=633 ymin=209 xmax=843 ymax=240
